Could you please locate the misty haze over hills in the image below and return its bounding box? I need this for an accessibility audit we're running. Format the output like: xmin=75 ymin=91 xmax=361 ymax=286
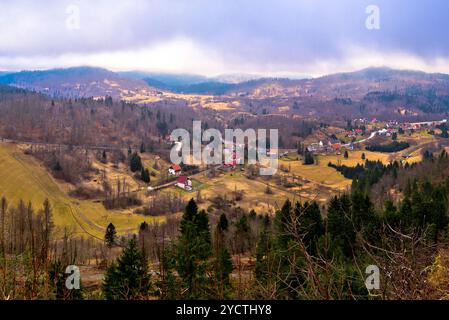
xmin=1 ymin=65 xmax=449 ymax=99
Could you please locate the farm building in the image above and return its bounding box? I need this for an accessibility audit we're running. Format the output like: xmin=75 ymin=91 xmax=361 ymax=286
xmin=176 ymin=176 xmax=192 ymax=191
xmin=168 ymin=164 xmax=182 ymax=176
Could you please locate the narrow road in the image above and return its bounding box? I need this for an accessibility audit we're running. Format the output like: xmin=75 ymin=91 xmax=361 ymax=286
xmin=342 ymin=131 xmax=377 ymax=147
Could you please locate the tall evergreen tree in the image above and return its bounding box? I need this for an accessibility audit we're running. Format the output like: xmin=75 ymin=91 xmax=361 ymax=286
xmin=255 ymin=215 xmax=273 ymax=284
xmin=141 ymin=167 xmax=150 ymax=183
xmin=103 ymin=236 xmax=151 ymax=300
xmin=130 ymin=152 xmax=142 ymax=172
xmin=172 ymin=199 xmax=213 ymax=299
xmin=275 ymin=199 xmax=293 ymax=249
xmin=214 ymin=213 xmax=233 ymax=297
xmin=326 ymin=195 xmax=355 ymax=257
xmin=105 ymin=223 xmax=117 ymax=248
xmin=297 ymin=201 xmax=324 ymax=254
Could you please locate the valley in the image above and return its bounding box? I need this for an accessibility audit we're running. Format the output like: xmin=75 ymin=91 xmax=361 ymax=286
xmin=2 ymin=65 xmax=449 ymax=300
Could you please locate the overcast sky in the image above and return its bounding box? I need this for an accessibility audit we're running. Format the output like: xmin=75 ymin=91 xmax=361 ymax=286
xmin=1 ymin=0 xmax=449 ymax=77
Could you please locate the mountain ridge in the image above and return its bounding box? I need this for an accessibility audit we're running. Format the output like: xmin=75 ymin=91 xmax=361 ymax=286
xmin=2 ymin=66 xmax=449 ymax=100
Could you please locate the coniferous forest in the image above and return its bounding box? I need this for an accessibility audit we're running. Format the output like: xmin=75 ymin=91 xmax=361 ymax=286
xmin=3 ymin=152 xmax=449 ymax=299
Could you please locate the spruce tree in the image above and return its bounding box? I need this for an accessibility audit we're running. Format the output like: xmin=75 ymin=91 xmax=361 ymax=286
xmin=141 ymin=167 xmax=150 ymax=183
xmin=103 ymin=236 xmax=151 ymax=300
xmin=326 ymin=195 xmax=355 ymax=257
xmin=255 ymin=215 xmax=273 ymax=283
xmin=297 ymin=201 xmax=324 ymax=253
xmin=214 ymin=213 xmax=232 ymax=296
xmin=275 ymin=199 xmax=293 ymax=249
xmin=175 ymin=199 xmax=213 ymax=298
xmin=216 ymin=247 xmax=233 ymax=286
xmin=303 ymin=150 xmax=314 ymax=165
xmin=130 ymin=152 xmax=142 ymax=172
xmin=105 ymin=223 xmax=117 ymax=247
xmin=217 ymin=213 xmax=229 ymax=233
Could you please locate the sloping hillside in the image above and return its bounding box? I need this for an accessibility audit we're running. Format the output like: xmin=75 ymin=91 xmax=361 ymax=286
xmin=0 ymin=142 xmax=154 ymax=238
xmin=0 ymin=67 xmax=157 ymax=100
xmin=230 ymin=67 xmax=449 ymax=99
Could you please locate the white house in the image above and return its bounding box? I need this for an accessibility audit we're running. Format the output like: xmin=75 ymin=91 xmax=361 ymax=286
xmin=168 ymin=164 xmax=182 ymax=176
xmin=176 ymin=176 xmax=193 ymax=191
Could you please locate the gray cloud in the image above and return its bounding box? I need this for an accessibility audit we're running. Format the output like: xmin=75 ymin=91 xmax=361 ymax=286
xmin=1 ymin=0 xmax=449 ymax=75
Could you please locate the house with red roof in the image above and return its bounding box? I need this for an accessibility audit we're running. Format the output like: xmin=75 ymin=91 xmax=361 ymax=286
xmin=168 ymin=164 xmax=182 ymax=176
xmin=176 ymin=176 xmax=192 ymax=191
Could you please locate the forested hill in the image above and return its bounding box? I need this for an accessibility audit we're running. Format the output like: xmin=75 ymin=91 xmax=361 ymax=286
xmin=0 ymin=67 xmax=156 ymax=99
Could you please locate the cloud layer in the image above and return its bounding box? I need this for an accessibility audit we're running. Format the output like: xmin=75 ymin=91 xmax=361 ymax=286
xmin=1 ymin=0 xmax=449 ymax=76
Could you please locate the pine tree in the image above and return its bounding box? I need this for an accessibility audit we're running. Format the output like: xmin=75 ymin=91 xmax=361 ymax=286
xmin=255 ymin=215 xmax=273 ymax=283
xmin=105 ymin=223 xmax=117 ymax=247
xmin=217 ymin=213 xmax=229 ymax=233
xmin=216 ymin=247 xmax=232 ymax=286
xmin=297 ymin=201 xmax=324 ymax=253
xmin=275 ymin=199 xmax=293 ymax=249
xmin=195 ymin=210 xmax=212 ymax=251
xmin=326 ymin=195 xmax=355 ymax=257
xmin=180 ymin=198 xmax=198 ymax=235
xmin=141 ymin=167 xmax=150 ymax=183
xmin=303 ymin=150 xmax=314 ymax=165
xmin=130 ymin=152 xmax=142 ymax=172
xmin=214 ymin=213 xmax=232 ymax=296
xmin=103 ymin=236 xmax=151 ymax=300
xmin=174 ymin=199 xmax=213 ymax=298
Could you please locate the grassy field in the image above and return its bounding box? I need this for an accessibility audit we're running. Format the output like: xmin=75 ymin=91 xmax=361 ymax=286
xmin=163 ymin=169 xmax=342 ymax=214
xmin=277 ymin=150 xmax=393 ymax=195
xmin=318 ymin=150 xmax=392 ymax=167
xmin=193 ymin=171 xmax=299 ymax=214
xmin=0 ymin=143 xmax=159 ymax=239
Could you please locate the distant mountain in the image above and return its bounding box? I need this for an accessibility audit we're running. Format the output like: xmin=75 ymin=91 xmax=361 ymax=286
xmin=118 ymin=71 xmax=269 ymax=95
xmin=139 ymin=74 xmax=289 ymax=95
xmin=118 ymin=71 xmax=229 ymax=94
xmin=4 ymin=66 xmax=449 ymax=116
xmin=0 ymin=67 xmax=155 ymax=99
xmin=119 ymin=71 xmax=261 ymax=85
xmin=211 ymin=73 xmax=262 ymax=84
xmin=143 ymin=78 xmax=237 ymax=95
xmin=230 ymin=67 xmax=449 ymax=100
xmin=119 ymin=71 xmax=208 ymax=85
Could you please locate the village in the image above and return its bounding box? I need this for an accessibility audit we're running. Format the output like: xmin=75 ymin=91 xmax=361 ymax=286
xmin=306 ymin=118 xmax=448 ymax=155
